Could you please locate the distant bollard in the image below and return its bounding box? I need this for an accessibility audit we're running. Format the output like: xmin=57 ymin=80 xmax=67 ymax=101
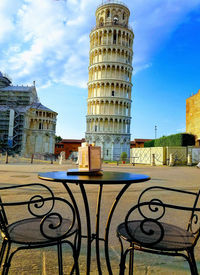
xmin=151 ymin=154 xmax=155 ymax=166
xmin=187 ymin=154 xmax=192 ymax=166
xmin=169 ymin=154 xmax=174 ymax=166
xmin=5 ymin=152 xmax=8 ymax=164
xmin=50 ymin=156 xmax=53 ymax=164
xmin=31 ymin=154 xmax=34 ymax=164
xmin=59 ymin=151 xmax=65 ymax=165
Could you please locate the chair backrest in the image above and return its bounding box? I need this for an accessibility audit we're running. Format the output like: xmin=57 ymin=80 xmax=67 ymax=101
xmin=125 ymin=186 xmax=200 ymax=247
xmin=0 ymin=183 xmax=77 ymax=242
xmin=187 ymin=190 xmax=200 ymax=244
xmin=0 ymin=196 xmax=9 ymax=239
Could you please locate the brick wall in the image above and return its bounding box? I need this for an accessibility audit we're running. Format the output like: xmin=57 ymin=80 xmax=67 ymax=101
xmin=55 ymin=139 xmax=84 ymax=159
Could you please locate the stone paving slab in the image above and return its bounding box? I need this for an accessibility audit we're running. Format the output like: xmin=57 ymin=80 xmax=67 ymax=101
xmin=0 ymin=163 xmax=200 ymax=274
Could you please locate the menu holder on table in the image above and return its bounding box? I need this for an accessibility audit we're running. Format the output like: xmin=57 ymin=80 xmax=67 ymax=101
xmin=67 ymin=143 xmax=103 ymax=176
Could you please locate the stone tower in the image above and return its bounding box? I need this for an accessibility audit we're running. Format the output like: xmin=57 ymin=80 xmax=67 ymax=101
xmin=85 ymin=0 xmax=134 ymax=161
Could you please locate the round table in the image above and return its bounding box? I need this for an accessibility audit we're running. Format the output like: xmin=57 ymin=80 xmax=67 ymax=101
xmin=38 ymin=171 xmax=150 ymax=275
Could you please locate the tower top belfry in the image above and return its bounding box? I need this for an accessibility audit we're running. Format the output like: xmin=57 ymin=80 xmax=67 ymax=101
xmin=95 ymin=1 xmax=130 ymax=27
xmin=85 ymin=1 xmax=134 ymax=161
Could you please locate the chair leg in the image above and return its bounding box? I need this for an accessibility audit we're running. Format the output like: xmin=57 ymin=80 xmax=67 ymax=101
xmin=187 ymin=249 xmax=198 ymax=275
xmin=119 ymin=250 xmax=127 ymax=275
xmin=129 ymin=243 xmax=134 ymax=275
xmin=0 ymin=240 xmax=7 ymax=268
xmin=71 ymin=245 xmax=79 ymax=275
xmin=57 ymin=242 xmax=63 ymax=275
xmin=2 ymin=243 xmax=11 ymax=275
xmin=119 ymin=246 xmax=135 ymax=275
xmin=69 ymin=232 xmax=80 ymax=275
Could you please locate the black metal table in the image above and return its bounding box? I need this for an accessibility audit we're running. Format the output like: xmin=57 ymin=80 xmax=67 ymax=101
xmin=38 ymin=171 xmax=150 ymax=274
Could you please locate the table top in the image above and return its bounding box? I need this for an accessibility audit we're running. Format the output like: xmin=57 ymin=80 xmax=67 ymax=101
xmin=38 ymin=171 xmax=151 ymax=185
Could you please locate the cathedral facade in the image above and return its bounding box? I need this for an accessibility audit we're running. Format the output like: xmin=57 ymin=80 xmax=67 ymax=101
xmin=0 ymin=72 xmax=57 ymax=156
xmin=85 ymin=1 xmax=134 ymax=160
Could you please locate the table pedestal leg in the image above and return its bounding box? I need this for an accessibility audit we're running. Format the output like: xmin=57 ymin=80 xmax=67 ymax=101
xmin=62 ymin=183 xmax=81 ymax=275
xmin=105 ymin=183 xmax=132 ymax=275
xmin=95 ymin=184 xmax=103 ymax=274
xmin=79 ymin=184 xmax=92 ymax=275
xmin=79 ymin=184 xmax=104 ymax=275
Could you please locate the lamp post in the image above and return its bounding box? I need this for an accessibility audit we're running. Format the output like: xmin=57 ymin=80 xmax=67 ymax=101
xmin=155 ymin=125 xmax=157 ymax=139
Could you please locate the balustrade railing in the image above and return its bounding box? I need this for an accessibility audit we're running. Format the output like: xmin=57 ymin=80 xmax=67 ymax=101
xmin=91 ymin=22 xmax=133 ymax=32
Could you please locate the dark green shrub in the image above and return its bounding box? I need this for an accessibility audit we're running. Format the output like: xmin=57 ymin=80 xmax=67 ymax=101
xmin=144 ymin=140 xmax=155 ymax=147
xmin=154 ymin=133 xmax=195 ymax=147
xmin=120 ymin=152 xmax=127 ymax=161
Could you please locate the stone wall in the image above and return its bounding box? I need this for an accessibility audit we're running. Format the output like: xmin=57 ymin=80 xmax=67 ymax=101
xmin=186 ymin=89 xmax=200 ymax=146
xmin=131 ymin=147 xmax=187 ymax=165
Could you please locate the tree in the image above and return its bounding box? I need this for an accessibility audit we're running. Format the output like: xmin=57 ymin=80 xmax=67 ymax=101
xmin=55 ymin=135 xmax=62 ymax=143
xmin=120 ymin=152 xmax=127 ymax=162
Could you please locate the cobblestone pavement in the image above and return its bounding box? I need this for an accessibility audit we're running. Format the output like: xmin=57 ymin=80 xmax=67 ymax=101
xmin=0 ymin=163 xmax=199 ymax=274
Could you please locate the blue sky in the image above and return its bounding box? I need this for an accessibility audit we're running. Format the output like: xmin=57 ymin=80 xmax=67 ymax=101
xmin=0 ymin=0 xmax=200 ymax=139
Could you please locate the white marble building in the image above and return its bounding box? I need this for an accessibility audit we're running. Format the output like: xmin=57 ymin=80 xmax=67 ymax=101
xmin=85 ymin=1 xmax=134 ymax=160
xmin=0 ymin=72 xmax=57 ymax=156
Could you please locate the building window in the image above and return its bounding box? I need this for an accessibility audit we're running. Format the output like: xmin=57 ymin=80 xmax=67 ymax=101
xmin=106 ymin=10 xmax=110 ymax=18
xmin=113 ymin=31 xmax=116 ymax=44
xmin=107 ymin=150 xmax=109 ymax=156
xmin=113 ymin=16 xmax=118 ymax=24
xmin=112 ymin=91 xmax=115 ymax=96
xmin=39 ymin=123 xmax=43 ymax=130
xmin=99 ymin=17 xmax=104 ymax=27
xmin=123 ymin=12 xmax=125 ymax=20
xmin=95 ymin=125 xmax=97 ymax=132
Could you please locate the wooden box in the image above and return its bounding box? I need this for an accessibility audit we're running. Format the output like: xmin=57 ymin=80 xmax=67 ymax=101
xmin=78 ymin=144 xmax=101 ymax=172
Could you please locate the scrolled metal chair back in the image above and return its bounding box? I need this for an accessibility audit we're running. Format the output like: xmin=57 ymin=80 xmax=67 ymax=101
xmin=0 ymin=183 xmax=56 ymax=240
xmin=124 ymin=186 xmax=200 ymax=247
xmin=187 ymin=190 xmax=200 ymax=242
xmin=39 ymin=197 xmax=77 ymax=240
xmin=124 ymin=201 xmax=165 ymax=247
xmin=0 ymin=196 xmax=9 ymax=238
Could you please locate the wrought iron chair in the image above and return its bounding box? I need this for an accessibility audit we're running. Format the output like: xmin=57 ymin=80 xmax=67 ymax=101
xmin=0 ymin=183 xmax=80 ymax=275
xmin=117 ymin=186 xmax=200 ymax=275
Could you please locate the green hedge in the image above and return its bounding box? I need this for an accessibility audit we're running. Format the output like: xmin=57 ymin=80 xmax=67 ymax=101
xmin=144 ymin=133 xmax=195 ymax=147
xmin=155 ymin=133 xmax=195 ymax=147
xmin=144 ymin=140 xmax=155 ymax=147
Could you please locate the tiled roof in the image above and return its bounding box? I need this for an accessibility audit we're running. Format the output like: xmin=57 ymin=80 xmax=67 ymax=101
xmin=61 ymin=138 xmax=85 ymax=143
xmin=0 ymin=85 xmax=34 ymax=92
xmin=130 ymin=139 xmax=152 ymax=144
xmin=30 ymin=102 xmax=57 ymax=113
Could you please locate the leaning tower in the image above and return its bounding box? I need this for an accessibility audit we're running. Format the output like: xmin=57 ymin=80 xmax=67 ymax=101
xmin=85 ymin=1 xmax=134 ymax=161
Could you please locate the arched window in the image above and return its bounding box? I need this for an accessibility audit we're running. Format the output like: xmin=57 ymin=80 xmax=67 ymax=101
xmin=39 ymin=122 xmax=43 ymax=130
xmin=123 ymin=12 xmax=125 ymax=20
xmin=113 ymin=30 xmax=116 ymax=44
xmin=106 ymin=10 xmax=110 ymax=18
xmin=112 ymin=91 xmax=115 ymax=96
xmin=99 ymin=17 xmax=104 ymax=27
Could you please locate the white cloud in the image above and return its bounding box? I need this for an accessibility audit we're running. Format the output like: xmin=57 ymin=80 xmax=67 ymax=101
xmin=0 ymin=0 xmax=199 ymax=88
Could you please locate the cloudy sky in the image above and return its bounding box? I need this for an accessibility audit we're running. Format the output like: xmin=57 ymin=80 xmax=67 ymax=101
xmin=0 ymin=0 xmax=200 ymax=139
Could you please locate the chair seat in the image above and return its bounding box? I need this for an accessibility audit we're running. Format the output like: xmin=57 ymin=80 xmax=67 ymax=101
xmin=117 ymin=220 xmax=195 ymax=251
xmin=7 ymin=217 xmax=76 ymax=244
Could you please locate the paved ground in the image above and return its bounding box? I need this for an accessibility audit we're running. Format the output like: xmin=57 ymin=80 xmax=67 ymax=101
xmin=0 ymin=163 xmax=200 ymax=274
